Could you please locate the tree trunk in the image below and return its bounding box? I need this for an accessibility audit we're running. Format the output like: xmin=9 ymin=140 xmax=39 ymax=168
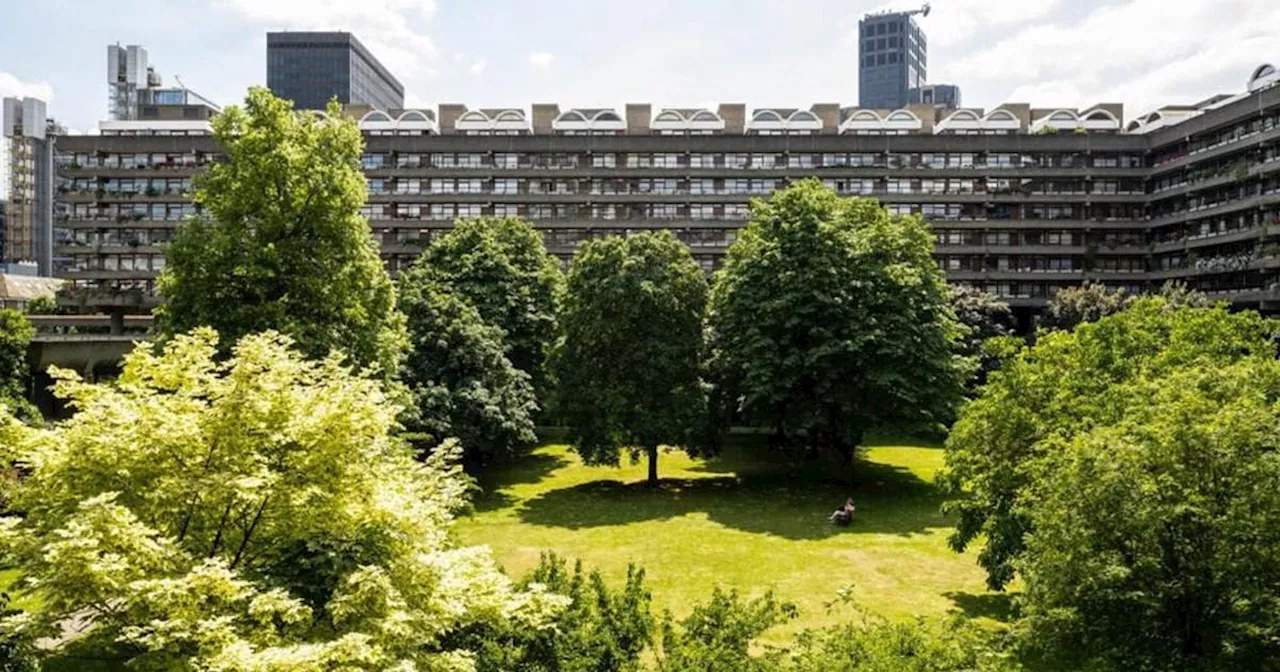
xmin=646 ymin=445 xmax=659 ymax=486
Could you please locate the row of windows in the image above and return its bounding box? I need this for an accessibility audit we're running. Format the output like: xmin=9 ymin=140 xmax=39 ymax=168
xmin=61 ymin=152 xmax=211 ymax=169
xmin=359 ymin=151 xmax=1146 ymax=171
xmin=361 ymin=176 xmax=1145 ymax=197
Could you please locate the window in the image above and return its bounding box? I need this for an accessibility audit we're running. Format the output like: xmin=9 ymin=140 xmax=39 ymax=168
xmin=876 ymin=54 xmax=886 ymax=66
xmin=493 ymin=178 xmax=519 ymax=195
xmin=888 ymin=53 xmax=898 ymax=64
xmin=592 ymin=153 xmax=617 ymax=168
xmin=493 ymin=153 xmax=518 ymax=169
xmin=690 ymin=154 xmax=718 ymax=169
xmin=690 ymin=179 xmax=716 ymax=195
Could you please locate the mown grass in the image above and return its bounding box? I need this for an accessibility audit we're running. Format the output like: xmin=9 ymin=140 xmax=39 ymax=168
xmin=455 ymin=436 xmax=1013 ymax=643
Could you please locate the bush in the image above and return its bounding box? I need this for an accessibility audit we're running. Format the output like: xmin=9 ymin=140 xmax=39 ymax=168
xmin=459 ymin=553 xmax=654 ymax=671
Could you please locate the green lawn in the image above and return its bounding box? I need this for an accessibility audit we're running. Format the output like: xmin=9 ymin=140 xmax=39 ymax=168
xmin=456 ymin=436 xmax=1013 ymax=643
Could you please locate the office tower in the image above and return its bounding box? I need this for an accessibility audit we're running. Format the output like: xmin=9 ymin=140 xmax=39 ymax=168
xmin=267 ymin=32 xmax=405 ymax=111
xmin=3 ymin=97 xmax=57 ymax=276
xmin=858 ymin=7 xmax=929 ymax=109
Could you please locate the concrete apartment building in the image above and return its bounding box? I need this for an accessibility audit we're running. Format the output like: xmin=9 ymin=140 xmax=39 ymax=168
xmin=267 ymin=32 xmax=405 ymax=111
xmin=50 ymin=60 xmax=1280 ymax=319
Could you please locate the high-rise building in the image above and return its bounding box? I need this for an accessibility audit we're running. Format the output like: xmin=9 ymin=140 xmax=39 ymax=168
xmin=107 ymin=44 xmax=163 ymax=121
xmin=858 ymin=7 xmax=929 ymax=109
xmin=267 ymin=32 xmax=404 ymax=111
xmin=909 ymin=83 xmax=962 ymax=109
xmin=3 ymin=97 xmax=57 ymax=276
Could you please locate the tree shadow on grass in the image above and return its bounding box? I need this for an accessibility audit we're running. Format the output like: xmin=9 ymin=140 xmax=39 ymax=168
xmin=944 ymin=591 xmax=1018 ymax=623
xmin=515 ymin=454 xmax=948 ymax=539
xmin=470 ymin=450 xmax=572 ymax=513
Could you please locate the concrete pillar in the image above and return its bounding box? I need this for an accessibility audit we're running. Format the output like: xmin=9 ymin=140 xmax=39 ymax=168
xmin=109 ymin=310 xmax=124 ymax=335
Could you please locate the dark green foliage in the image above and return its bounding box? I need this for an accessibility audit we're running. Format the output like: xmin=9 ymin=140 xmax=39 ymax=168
xmin=942 ymin=299 xmax=1280 ymax=593
xmin=656 ymin=588 xmax=795 ymax=672
xmin=706 ymin=180 xmax=967 ymax=460
xmin=415 ymin=217 xmax=563 ymax=400
xmin=0 ymin=593 xmax=37 ymax=672
xmin=1041 ymin=282 xmax=1131 ymax=331
xmin=553 ymin=231 xmax=709 ymax=484
xmin=949 ymin=285 xmax=1016 ymax=390
xmin=396 ymin=276 xmax=537 ymax=465
xmin=157 ymin=87 xmax=407 ymax=375
xmin=465 ymin=553 xmax=653 ymax=672
xmin=1014 ymin=360 xmax=1280 ymax=671
xmin=0 ymin=309 xmax=37 ymax=423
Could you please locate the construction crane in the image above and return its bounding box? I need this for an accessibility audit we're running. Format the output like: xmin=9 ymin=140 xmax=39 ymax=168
xmin=904 ymin=3 xmax=931 ymax=18
xmin=868 ymin=3 xmax=931 ymax=19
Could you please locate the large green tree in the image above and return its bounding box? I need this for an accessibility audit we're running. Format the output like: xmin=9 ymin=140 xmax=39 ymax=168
xmin=941 ymin=299 xmax=1278 ymax=590
xmin=396 ymin=272 xmax=538 ymax=467
xmin=414 ymin=217 xmax=563 ymax=398
xmin=1014 ymin=360 xmax=1280 ymax=670
xmin=553 ymin=231 xmax=709 ymax=485
xmin=706 ymin=180 xmax=967 ymax=460
xmin=157 ymin=87 xmax=407 ymax=374
xmin=0 ymin=330 xmax=565 ymax=669
xmin=0 ymin=309 xmax=37 ymax=422
xmin=949 ymin=285 xmax=1017 ymax=391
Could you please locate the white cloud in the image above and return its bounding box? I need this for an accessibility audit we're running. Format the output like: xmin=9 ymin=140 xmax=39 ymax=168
xmin=217 ymin=0 xmax=439 ymax=77
xmin=529 ymin=51 xmax=554 ymax=68
xmin=468 ymin=58 xmax=487 ymax=75
xmin=0 ymin=72 xmax=54 ymax=102
xmin=937 ymin=0 xmax=1280 ymax=115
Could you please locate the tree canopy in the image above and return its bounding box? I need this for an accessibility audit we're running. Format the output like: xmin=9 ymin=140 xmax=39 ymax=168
xmin=553 ymin=231 xmax=709 ymax=485
xmin=413 ymin=217 xmax=563 ymax=398
xmin=941 ymin=298 xmax=1279 ymax=591
xmin=0 ymin=309 xmax=37 ymax=423
xmin=397 ymin=272 xmax=538 ymax=466
xmin=0 ymin=330 xmax=564 ymax=669
xmin=1041 ymin=282 xmax=1131 ymax=331
xmin=1014 ymin=358 xmax=1280 ymax=670
xmin=157 ymin=87 xmax=406 ymax=375
xmin=948 ymin=285 xmax=1017 ymax=390
xmin=706 ymin=180 xmax=968 ymax=460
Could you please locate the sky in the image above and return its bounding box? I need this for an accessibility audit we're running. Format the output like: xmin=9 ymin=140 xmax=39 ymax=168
xmin=0 ymin=0 xmax=1278 ymax=134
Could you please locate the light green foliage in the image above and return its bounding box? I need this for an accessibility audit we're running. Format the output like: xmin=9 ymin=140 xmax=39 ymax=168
xmin=0 ymin=330 xmax=565 ymax=670
xmin=1015 ymin=360 xmax=1280 ymax=670
xmin=553 ymin=231 xmax=709 ymax=484
xmin=414 ymin=217 xmax=564 ymax=398
xmin=157 ymin=87 xmax=407 ymax=375
xmin=654 ymin=589 xmax=1014 ymax=672
xmin=780 ymin=615 xmax=1016 ymax=671
xmin=0 ymin=309 xmax=37 ymax=423
xmin=942 ymin=299 xmax=1279 ymax=591
xmin=396 ymin=273 xmax=538 ymax=466
xmin=706 ymin=180 xmax=967 ymax=459
xmin=21 ymin=295 xmax=57 ymax=316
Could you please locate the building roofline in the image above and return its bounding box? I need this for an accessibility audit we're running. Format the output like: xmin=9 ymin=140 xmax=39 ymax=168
xmin=267 ymin=31 xmax=404 ymax=96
